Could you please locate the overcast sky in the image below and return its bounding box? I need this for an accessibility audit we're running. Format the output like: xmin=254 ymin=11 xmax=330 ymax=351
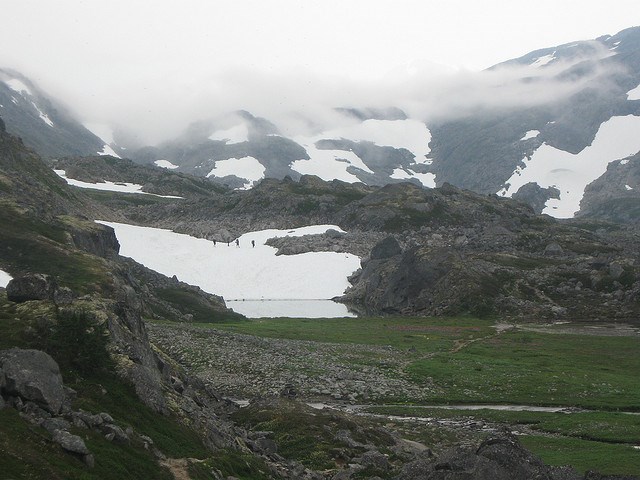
xmin=1 ymin=0 xmax=639 ymax=142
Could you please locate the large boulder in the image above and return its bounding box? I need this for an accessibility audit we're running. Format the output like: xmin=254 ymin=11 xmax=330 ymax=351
xmin=0 ymin=348 xmax=65 ymax=414
xmin=5 ymin=274 xmax=58 ymax=303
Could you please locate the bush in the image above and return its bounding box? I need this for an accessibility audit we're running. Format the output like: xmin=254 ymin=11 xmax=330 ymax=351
xmin=48 ymin=308 xmax=113 ymax=375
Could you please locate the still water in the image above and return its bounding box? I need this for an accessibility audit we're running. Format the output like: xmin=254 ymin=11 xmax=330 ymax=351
xmin=226 ymin=299 xmax=356 ymax=318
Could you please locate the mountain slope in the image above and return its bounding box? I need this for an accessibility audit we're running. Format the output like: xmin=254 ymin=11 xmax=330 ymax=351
xmin=0 ymin=68 xmax=112 ymax=158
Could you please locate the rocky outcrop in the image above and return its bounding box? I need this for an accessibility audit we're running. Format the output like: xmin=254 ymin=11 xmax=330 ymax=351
xmin=0 ymin=348 xmax=66 ymax=414
xmin=6 ymin=274 xmax=58 ymax=303
xmin=68 ymin=221 xmax=120 ymax=258
xmin=396 ymin=434 xmax=582 ymax=480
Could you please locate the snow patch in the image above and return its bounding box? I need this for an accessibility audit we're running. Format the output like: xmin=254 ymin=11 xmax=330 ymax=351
xmin=318 ymin=119 xmax=431 ymax=161
xmin=627 ymin=84 xmax=640 ymax=101
xmin=29 ymin=101 xmax=54 ymax=127
xmin=620 ymin=159 xmax=630 ymax=165
xmin=206 ymin=156 xmax=265 ymax=189
xmin=291 ymin=141 xmax=372 ymax=183
xmin=208 ymin=123 xmax=249 ymax=144
xmin=625 ymin=184 xmax=633 ymax=191
xmin=54 ymin=169 xmax=182 ymax=198
xmin=4 ymin=78 xmax=32 ymax=95
xmin=390 ymin=168 xmax=436 ymax=188
xmin=520 ymin=130 xmax=540 ymax=141
xmin=97 ymin=144 xmax=120 ymax=158
xmin=499 ymin=115 xmax=640 ymax=218
xmin=155 ymin=159 xmax=179 ymax=170
xmin=97 ymin=222 xmax=361 ymax=304
xmin=531 ymin=52 xmax=555 ymax=68
xmin=0 ymin=268 xmax=12 ymax=288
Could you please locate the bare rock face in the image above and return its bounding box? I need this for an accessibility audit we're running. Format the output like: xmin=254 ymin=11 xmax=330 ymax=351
xmin=6 ymin=274 xmax=57 ymax=303
xmin=0 ymin=348 xmax=65 ymax=414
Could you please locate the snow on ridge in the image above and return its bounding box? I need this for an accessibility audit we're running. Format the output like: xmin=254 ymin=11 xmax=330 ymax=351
xmin=30 ymin=101 xmax=54 ymax=127
xmin=627 ymin=84 xmax=640 ymax=101
xmin=520 ymin=130 xmax=540 ymax=141
xmin=290 ymin=141 xmax=372 ymax=184
xmin=208 ymin=123 xmax=249 ymax=144
xmin=531 ymin=52 xmax=555 ymax=68
xmin=390 ymin=168 xmax=436 ymax=188
xmin=0 ymin=268 xmax=12 ymax=288
xmin=499 ymin=115 xmax=640 ymax=218
xmin=97 ymin=221 xmax=361 ymax=303
xmin=3 ymin=78 xmax=32 ymax=95
xmin=97 ymin=144 xmax=121 ymax=158
xmin=318 ymin=119 xmax=431 ymax=161
xmin=155 ymin=159 xmax=179 ymax=170
xmin=206 ymin=156 xmax=265 ymax=189
xmin=54 ymin=169 xmax=182 ymax=198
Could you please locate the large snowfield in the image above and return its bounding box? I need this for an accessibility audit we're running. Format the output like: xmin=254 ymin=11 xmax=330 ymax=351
xmin=0 ymin=268 xmax=12 ymax=288
xmin=500 ymin=115 xmax=640 ymax=218
xmin=98 ymin=222 xmax=361 ymax=318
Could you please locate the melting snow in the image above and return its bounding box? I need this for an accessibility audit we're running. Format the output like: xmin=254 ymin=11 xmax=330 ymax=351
xmin=4 ymin=78 xmax=32 ymax=95
xmin=155 ymin=159 xmax=179 ymax=169
xmin=206 ymin=156 xmax=265 ymax=189
xmin=54 ymin=169 xmax=182 ymax=198
xmin=318 ymin=119 xmax=431 ymax=161
xmin=29 ymin=101 xmax=54 ymax=127
xmin=208 ymin=123 xmax=249 ymax=144
xmin=291 ymin=141 xmax=372 ymax=184
xmin=97 ymin=222 xmax=361 ymax=309
xmin=97 ymin=144 xmax=121 ymax=158
xmin=625 ymin=184 xmax=633 ymax=190
xmin=520 ymin=130 xmax=540 ymax=141
xmin=627 ymin=84 xmax=640 ymax=101
xmin=0 ymin=268 xmax=12 ymax=288
xmin=531 ymin=52 xmax=555 ymax=68
xmin=390 ymin=168 xmax=436 ymax=188
xmin=499 ymin=115 xmax=640 ymax=218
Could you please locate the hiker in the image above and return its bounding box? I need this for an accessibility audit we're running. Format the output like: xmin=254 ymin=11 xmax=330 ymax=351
xmin=235 ymin=238 xmax=240 ymax=247
xmin=213 ymin=239 xmax=216 ymax=246
xmin=251 ymin=240 xmax=255 ymax=248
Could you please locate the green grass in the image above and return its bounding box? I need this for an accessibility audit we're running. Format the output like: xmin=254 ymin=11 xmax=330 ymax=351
xmin=155 ymin=287 xmax=245 ymax=323
xmin=406 ymin=330 xmax=640 ymax=410
xmin=0 ymin=408 xmax=173 ymax=480
xmin=208 ymin=316 xmax=495 ymax=354
xmin=0 ymin=205 xmax=110 ymax=294
xmin=520 ymin=436 xmax=640 ymax=476
xmin=364 ymin=406 xmax=640 ymax=445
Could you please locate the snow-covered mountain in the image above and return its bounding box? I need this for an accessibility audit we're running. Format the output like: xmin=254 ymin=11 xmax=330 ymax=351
xmin=0 ymin=68 xmax=116 ymax=158
xmin=2 ymin=26 xmax=640 ymax=221
xmin=131 ymin=109 xmax=434 ymax=190
xmin=430 ymin=26 xmax=640 ymax=218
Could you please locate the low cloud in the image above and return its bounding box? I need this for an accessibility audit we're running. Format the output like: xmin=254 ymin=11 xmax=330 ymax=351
xmin=37 ymin=44 xmax=623 ymax=146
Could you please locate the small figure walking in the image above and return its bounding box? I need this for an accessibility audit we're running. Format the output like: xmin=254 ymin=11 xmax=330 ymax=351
xmin=235 ymin=238 xmax=240 ymax=247
xmin=251 ymin=240 xmax=255 ymax=248
xmin=213 ymin=239 xmax=217 ymax=246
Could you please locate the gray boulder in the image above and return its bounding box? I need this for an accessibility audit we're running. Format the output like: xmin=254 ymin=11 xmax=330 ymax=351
xmin=5 ymin=274 xmax=57 ymax=303
xmin=0 ymin=349 xmax=65 ymax=414
xmin=52 ymin=430 xmax=89 ymax=455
